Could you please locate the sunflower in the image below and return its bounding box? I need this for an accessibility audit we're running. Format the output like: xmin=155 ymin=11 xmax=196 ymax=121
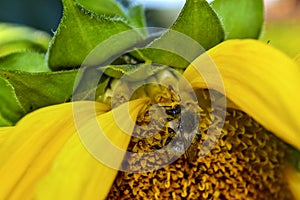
xmin=0 ymin=39 xmax=299 ymax=200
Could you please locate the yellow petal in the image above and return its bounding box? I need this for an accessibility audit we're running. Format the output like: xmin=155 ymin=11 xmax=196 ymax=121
xmin=0 ymin=127 xmax=13 ymax=145
xmin=284 ymin=165 xmax=300 ymax=200
xmin=34 ymin=98 xmax=149 ymax=200
xmin=184 ymin=39 xmax=300 ymax=151
xmin=295 ymin=54 xmax=300 ymax=66
xmin=0 ymin=101 xmax=109 ymax=200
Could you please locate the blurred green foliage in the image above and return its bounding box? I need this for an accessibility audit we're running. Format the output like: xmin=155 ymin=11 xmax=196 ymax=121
xmin=262 ymin=21 xmax=300 ymax=58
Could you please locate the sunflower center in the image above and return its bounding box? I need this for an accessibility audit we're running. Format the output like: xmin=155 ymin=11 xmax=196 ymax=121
xmin=106 ymin=89 xmax=294 ymax=200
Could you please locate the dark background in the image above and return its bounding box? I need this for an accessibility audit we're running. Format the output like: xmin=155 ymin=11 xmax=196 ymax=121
xmin=0 ymin=0 xmax=181 ymax=34
xmin=0 ymin=0 xmax=63 ymax=33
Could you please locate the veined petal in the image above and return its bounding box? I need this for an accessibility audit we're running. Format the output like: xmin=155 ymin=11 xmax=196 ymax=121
xmin=184 ymin=39 xmax=300 ymax=151
xmin=285 ymin=165 xmax=300 ymax=200
xmin=34 ymin=98 xmax=149 ymax=200
xmin=0 ymin=101 xmax=110 ymax=200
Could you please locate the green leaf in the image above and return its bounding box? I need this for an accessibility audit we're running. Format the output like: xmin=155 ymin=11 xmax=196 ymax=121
xmin=0 ymin=52 xmax=50 ymax=72
xmin=0 ymin=70 xmax=78 ymax=114
xmin=135 ymin=0 xmax=225 ymax=68
xmin=48 ymin=0 xmax=144 ymax=70
xmin=0 ymin=23 xmax=51 ymax=57
xmin=211 ymin=0 xmax=264 ymax=39
xmin=0 ymin=78 xmax=25 ymax=126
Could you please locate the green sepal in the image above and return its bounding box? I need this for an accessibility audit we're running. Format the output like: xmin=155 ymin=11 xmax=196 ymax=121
xmin=47 ymin=0 xmax=144 ymax=70
xmin=76 ymin=0 xmax=146 ymax=32
xmin=99 ymin=64 xmax=166 ymax=82
xmin=0 ymin=69 xmax=78 ymax=126
xmin=76 ymin=0 xmax=127 ymax=18
xmin=0 ymin=78 xmax=25 ymax=126
xmin=132 ymin=0 xmax=225 ymax=69
xmin=126 ymin=4 xmax=147 ymax=36
xmin=72 ymin=67 xmax=110 ymax=101
xmin=287 ymin=145 xmax=300 ymax=172
xmin=100 ymin=64 xmax=141 ymax=79
xmin=0 ymin=52 xmax=50 ymax=72
xmin=211 ymin=0 xmax=264 ymax=39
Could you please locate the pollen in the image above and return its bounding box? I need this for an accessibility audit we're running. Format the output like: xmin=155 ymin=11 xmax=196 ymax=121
xmin=106 ymin=89 xmax=294 ymax=200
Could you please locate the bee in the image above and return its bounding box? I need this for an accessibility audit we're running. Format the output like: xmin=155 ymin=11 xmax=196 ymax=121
xmin=164 ymin=103 xmax=181 ymax=121
xmin=178 ymin=108 xmax=200 ymax=163
xmin=155 ymin=84 xmax=200 ymax=163
xmin=163 ymin=102 xmax=200 ymax=163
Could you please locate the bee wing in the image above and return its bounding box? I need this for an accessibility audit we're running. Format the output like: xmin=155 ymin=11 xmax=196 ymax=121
xmin=180 ymin=109 xmax=200 ymax=163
